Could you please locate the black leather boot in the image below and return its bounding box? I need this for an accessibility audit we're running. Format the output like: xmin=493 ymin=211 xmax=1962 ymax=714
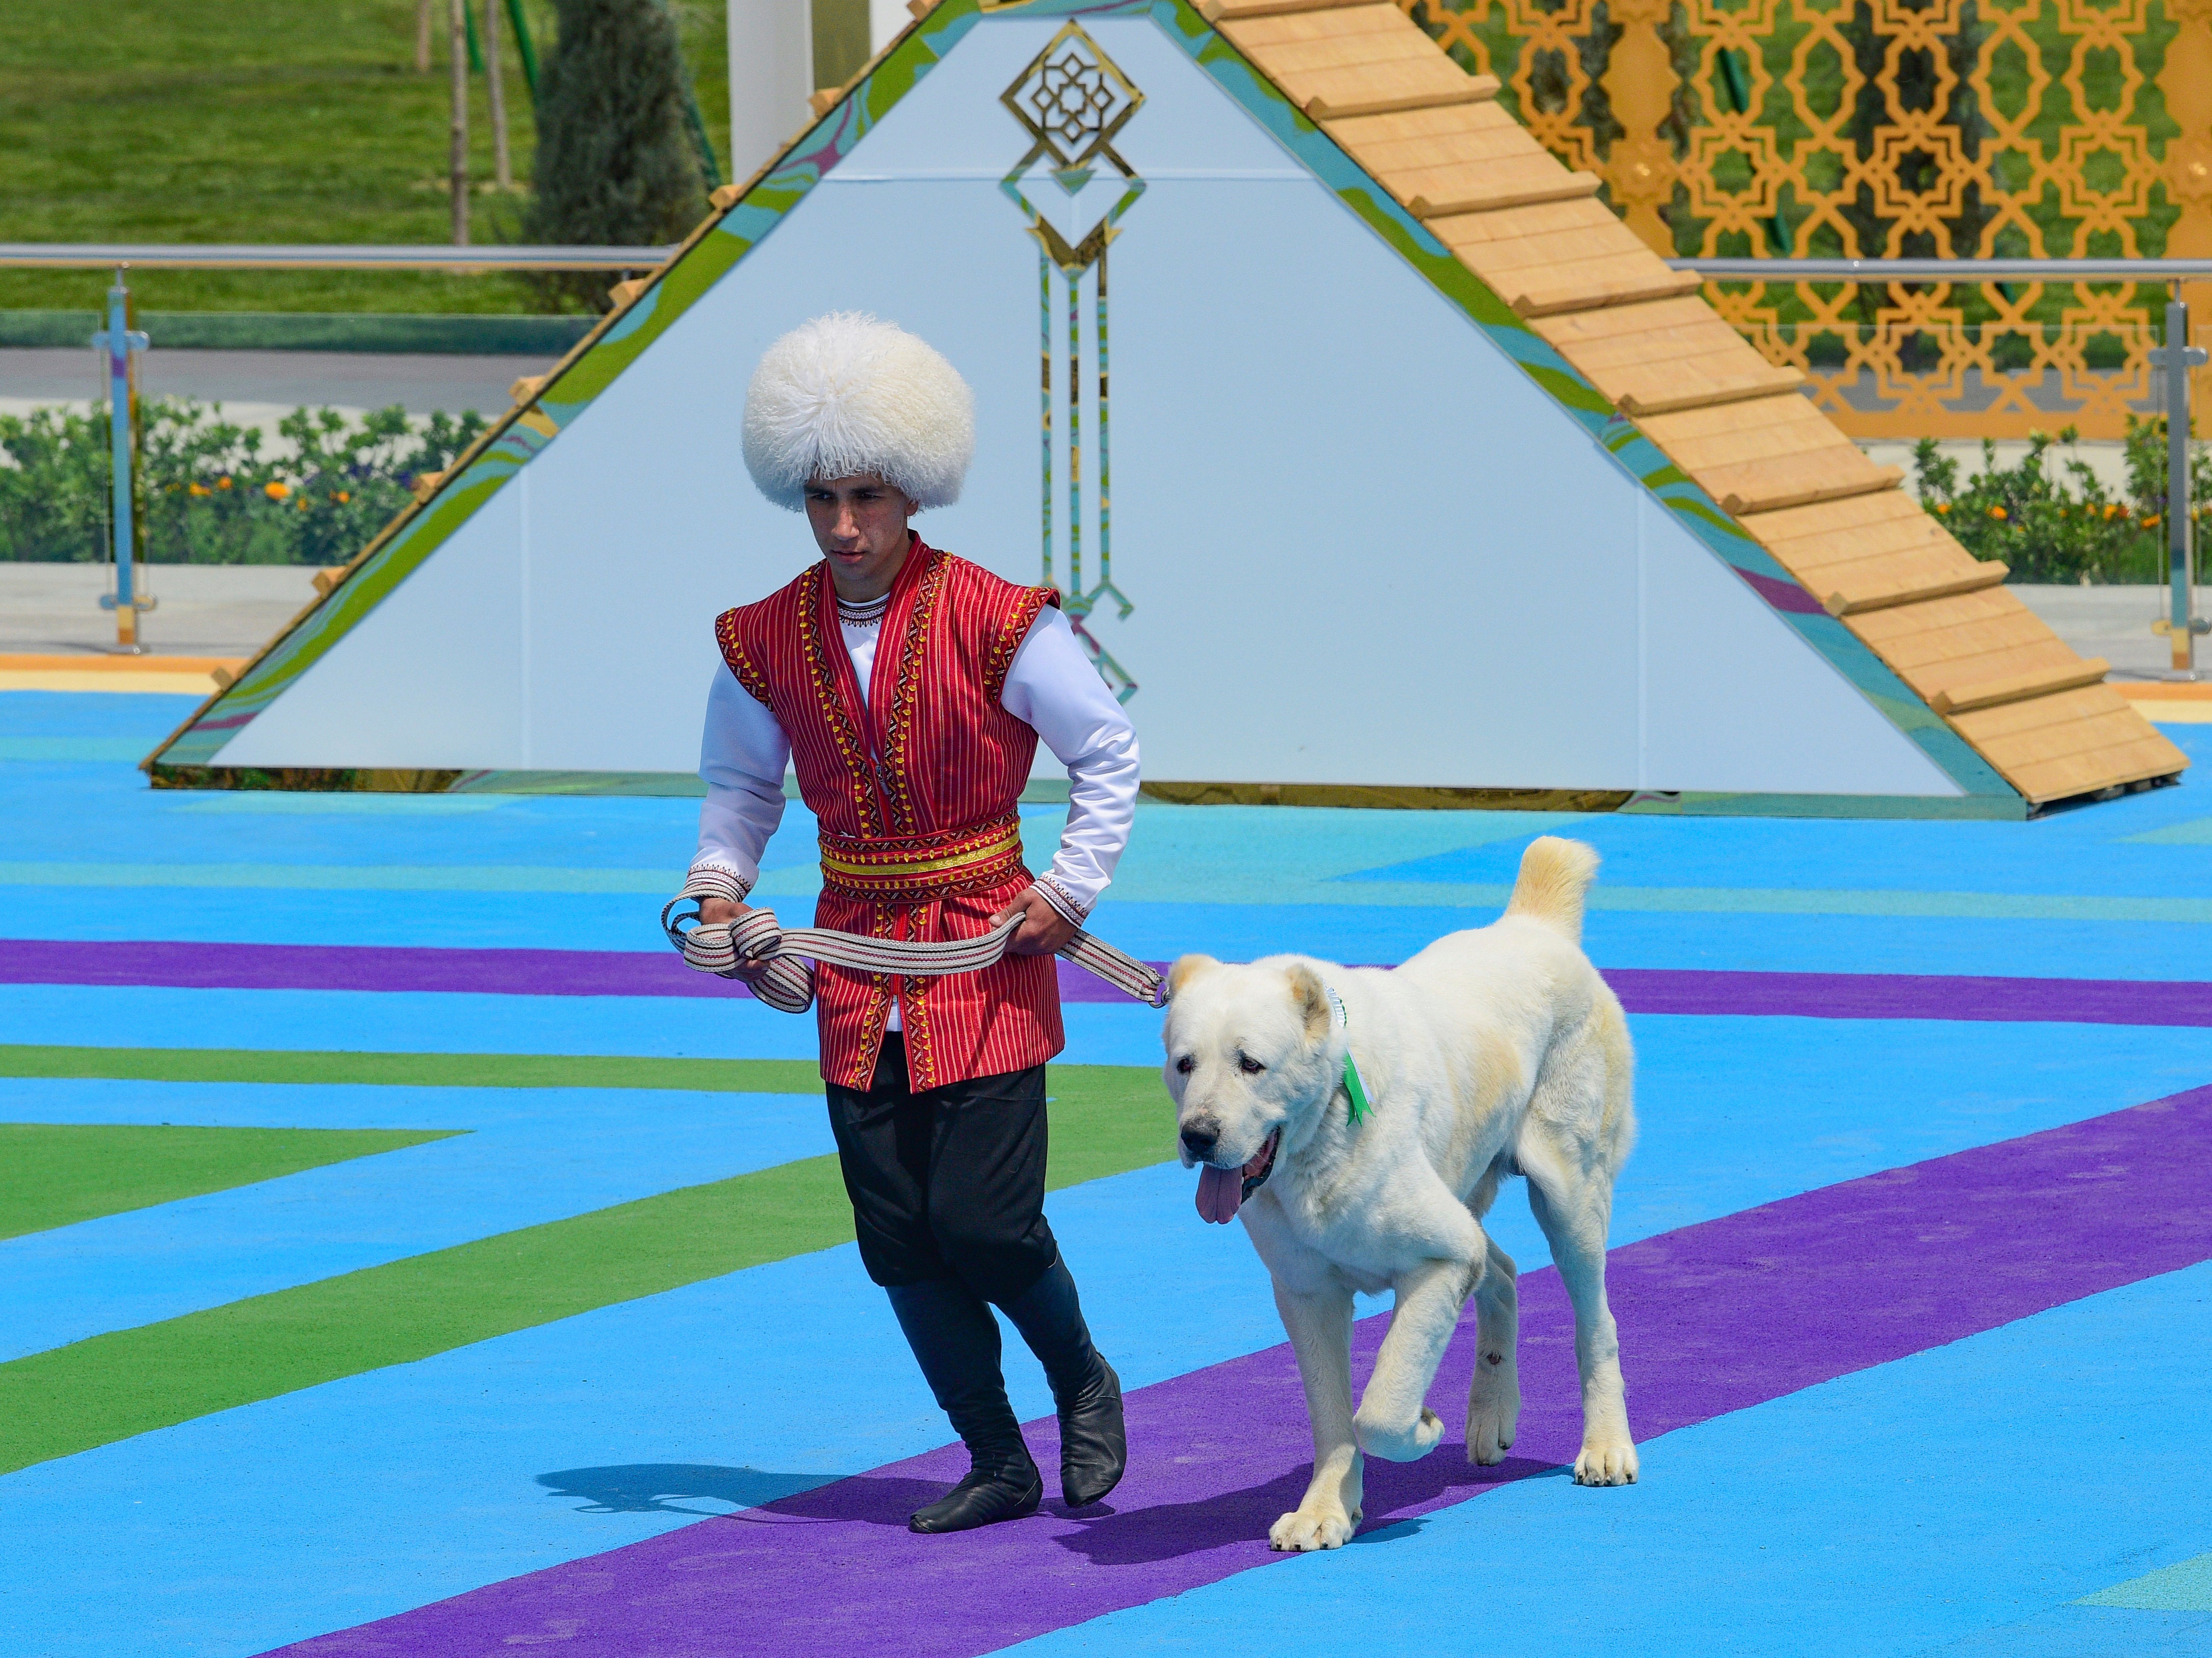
xmin=887 ymin=1278 xmax=1043 ymax=1534
xmin=1000 ymin=1255 xmax=1126 ymax=1508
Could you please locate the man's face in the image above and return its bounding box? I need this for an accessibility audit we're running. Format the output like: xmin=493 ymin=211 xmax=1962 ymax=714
xmin=805 ymin=473 xmax=917 ymax=599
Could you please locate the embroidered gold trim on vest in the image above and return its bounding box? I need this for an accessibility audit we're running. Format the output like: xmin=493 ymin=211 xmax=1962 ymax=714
xmin=798 ymin=565 xmax=882 ymax=839
xmin=818 ymin=812 xmax=1027 ymax=903
xmin=876 ymin=547 xmax=949 ymax=837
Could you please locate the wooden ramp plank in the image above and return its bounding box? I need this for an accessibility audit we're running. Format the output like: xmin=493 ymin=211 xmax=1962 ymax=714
xmin=1429 ymin=199 xmax=1700 ymax=315
xmin=1218 ymin=6 xmax=1492 ymax=117
xmin=1532 ymin=297 xmax=1805 ymax=414
xmin=1323 ymin=102 xmax=1598 ymax=215
xmin=1639 ymin=395 xmax=1902 ymax=512
xmin=1949 ymin=685 xmax=2190 ymax=802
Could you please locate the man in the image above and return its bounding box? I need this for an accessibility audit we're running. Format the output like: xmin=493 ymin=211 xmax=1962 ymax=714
xmin=682 ymin=313 xmax=1139 ymax=1534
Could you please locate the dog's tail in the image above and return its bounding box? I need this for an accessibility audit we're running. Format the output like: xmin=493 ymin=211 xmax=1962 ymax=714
xmin=1504 ymin=835 xmax=1600 ymax=943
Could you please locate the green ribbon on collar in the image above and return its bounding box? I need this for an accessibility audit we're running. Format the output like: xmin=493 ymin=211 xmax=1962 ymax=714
xmin=1324 ymin=985 xmax=1372 ymax=1126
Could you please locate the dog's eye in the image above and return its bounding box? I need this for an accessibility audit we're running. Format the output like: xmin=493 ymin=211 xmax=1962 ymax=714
xmin=1238 ymin=1054 xmax=1265 ymax=1075
xmin=1174 ymin=1054 xmax=1195 ymax=1075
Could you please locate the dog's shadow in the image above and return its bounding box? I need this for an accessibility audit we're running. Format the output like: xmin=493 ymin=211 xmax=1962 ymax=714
xmin=1050 ymin=1449 xmax=1569 ymax=1566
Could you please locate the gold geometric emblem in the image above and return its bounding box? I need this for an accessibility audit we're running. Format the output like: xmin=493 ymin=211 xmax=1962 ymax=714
xmin=1000 ymin=21 xmax=1144 ymax=274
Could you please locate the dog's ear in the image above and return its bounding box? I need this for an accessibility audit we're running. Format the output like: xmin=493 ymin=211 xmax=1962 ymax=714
xmin=1168 ymin=954 xmax=1219 ymax=997
xmin=1285 ymin=963 xmax=1331 ymax=1042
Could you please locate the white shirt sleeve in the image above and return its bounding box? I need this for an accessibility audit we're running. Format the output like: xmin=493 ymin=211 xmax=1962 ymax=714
xmin=1000 ymin=606 xmax=1139 ymax=918
xmin=693 ymin=666 xmax=790 ymax=891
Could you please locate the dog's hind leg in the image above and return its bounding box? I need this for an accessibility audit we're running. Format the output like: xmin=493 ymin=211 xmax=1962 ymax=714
xmin=1270 ymin=1282 xmax=1363 ymax=1552
xmin=1466 ymin=1236 xmax=1521 ymax=1465
xmin=1353 ymin=1253 xmax=1476 ymax=1463
xmin=1524 ymin=1168 xmax=1637 ymax=1487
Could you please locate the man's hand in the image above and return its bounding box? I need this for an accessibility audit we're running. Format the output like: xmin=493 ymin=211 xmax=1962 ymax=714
xmin=993 ymin=886 xmax=1079 ymax=956
xmin=697 ymin=897 xmax=751 ymax=927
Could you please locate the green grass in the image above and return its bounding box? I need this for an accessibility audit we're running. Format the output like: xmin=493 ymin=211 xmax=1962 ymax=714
xmin=0 ymin=1059 xmax=1173 ymax=1472
xmin=0 ymin=0 xmax=730 ymax=315
xmin=0 ymin=1122 xmax=461 ymax=1240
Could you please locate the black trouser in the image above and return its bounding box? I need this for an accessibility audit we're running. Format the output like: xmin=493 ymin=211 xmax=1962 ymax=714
xmin=824 ymin=1030 xmax=1059 ymax=1306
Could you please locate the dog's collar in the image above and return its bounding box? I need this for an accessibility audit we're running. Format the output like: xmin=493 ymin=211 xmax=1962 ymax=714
xmin=1323 ymin=985 xmax=1373 ymax=1126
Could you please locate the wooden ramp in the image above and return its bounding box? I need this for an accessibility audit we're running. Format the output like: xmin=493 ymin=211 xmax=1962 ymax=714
xmin=1203 ymin=0 xmax=2188 ymax=808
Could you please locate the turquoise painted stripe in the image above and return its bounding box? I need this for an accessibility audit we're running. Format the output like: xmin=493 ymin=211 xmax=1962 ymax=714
xmin=2079 ymin=1550 xmax=2212 ymax=1610
xmin=10 ymin=861 xmax=2207 ymax=921
xmin=0 ymin=738 xmax=150 ymax=762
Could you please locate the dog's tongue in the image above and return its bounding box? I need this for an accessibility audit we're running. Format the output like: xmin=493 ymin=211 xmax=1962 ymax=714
xmin=1195 ymin=1162 xmax=1242 ymax=1225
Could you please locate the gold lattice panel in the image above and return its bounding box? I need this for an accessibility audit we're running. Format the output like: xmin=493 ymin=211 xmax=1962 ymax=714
xmin=1406 ymin=0 xmax=2212 ymax=438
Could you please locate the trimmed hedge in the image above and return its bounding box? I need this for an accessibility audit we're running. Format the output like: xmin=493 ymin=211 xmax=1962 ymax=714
xmin=0 ymin=399 xmax=487 ymax=564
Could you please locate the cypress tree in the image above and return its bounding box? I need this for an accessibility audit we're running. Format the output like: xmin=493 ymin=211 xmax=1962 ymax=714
xmin=525 ymin=0 xmax=707 ymax=309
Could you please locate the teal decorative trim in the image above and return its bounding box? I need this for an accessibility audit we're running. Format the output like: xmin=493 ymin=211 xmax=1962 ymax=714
xmin=149 ymin=0 xmax=2019 ymax=813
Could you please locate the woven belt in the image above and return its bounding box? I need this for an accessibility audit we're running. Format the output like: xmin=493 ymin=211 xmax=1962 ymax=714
xmin=660 ymin=877 xmax=1167 ymax=1014
xmin=817 ymin=813 xmax=1027 ymax=904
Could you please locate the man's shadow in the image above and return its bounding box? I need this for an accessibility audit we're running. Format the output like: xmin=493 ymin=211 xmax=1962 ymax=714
xmin=538 ymin=1464 xmax=833 ymax=1517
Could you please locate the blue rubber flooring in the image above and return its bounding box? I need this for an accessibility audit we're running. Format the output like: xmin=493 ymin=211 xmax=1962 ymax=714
xmin=2 ymin=689 xmax=2209 ymax=1658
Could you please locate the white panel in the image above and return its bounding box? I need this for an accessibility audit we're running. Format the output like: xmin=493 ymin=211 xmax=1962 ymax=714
xmin=222 ymin=12 xmax=1961 ymax=798
xmin=1635 ymin=496 xmax=1960 ymax=795
xmin=728 ymin=0 xmax=814 ymax=185
xmin=218 ymin=477 xmax=526 ymax=768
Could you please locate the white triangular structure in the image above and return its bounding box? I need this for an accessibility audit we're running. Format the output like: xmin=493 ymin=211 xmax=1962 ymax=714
xmin=163 ymin=4 xmax=2017 ymax=811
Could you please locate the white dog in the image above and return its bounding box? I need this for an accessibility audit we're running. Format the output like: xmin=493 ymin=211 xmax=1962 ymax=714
xmin=1163 ymin=836 xmax=1637 ymax=1552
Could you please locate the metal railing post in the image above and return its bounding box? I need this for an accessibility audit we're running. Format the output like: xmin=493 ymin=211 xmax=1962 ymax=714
xmin=2150 ymin=284 xmax=2210 ymax=677
xmin=89 ymin=264 xmax=152 ymax=653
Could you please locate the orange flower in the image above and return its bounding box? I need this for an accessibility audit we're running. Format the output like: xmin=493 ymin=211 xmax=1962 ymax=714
xmin=187 ymin=482 xmax=210 ymax=497
xmin=2146 ymin=514 xmax=2162 ymax=529
xmin=1935 ymin=502 xmax=1951 ymax=514
xmin=217 ymin=476 xmax=232 ymax=490
xmin=1988 ymin=506 xmax=2008 ymax=521
xmin=265 ymin=481 xmax=292 ymax=501
xmin=334 ymin=490 xmax=350 ymax=503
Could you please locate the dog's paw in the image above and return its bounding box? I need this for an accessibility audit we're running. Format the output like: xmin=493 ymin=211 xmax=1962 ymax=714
xmin=1466 ymin=1381 xmax=1520 ymax=1466
xmin=1269 ymin=1506 xmax=1357 ymax=1551
xmin=1572 ymin=1437 xmax=1640 ymax=1487
xmin=1353 ymin=1404 xmax=1444 ymax=1463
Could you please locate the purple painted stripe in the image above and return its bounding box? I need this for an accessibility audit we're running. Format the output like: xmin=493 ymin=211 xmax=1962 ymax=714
xmin=1739 ymin=568 xmax=1827 ymax=615
xmin=5 ymin=939 xmax=2210 ymax=1026
xmin=1606 ymin=966 xmax=2212 ymax=1027
xmin=266 ymin=1084 xmax=2212 ymax=1658
xmin=0 ymin=938 xmax=1137 ymax=1005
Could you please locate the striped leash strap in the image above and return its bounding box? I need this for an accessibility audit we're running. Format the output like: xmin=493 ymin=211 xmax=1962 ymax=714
xmin=660 ymin=883 xmax=1167 ymax=1014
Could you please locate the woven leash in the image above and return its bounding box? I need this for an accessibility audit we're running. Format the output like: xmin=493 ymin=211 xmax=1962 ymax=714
xmin=660 ymin=876 xmax=1167 ymax=1014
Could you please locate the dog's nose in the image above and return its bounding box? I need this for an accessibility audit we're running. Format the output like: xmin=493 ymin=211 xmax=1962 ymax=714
xmin=1181 ymin=1122 xmax=1219 ymax=1159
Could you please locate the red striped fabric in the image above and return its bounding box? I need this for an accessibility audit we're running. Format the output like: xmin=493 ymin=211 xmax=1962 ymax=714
xmin=717 ymin=539 xmax=1064 ymax=1090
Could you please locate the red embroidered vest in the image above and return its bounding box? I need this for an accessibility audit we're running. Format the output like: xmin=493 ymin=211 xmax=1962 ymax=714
xmin=716 ymin=538 xmax=1063 ymax=1091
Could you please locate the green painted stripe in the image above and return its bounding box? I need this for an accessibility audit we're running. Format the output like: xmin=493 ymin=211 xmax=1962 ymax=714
xmin=0 ymin=1123 xmax=460 ymax=1242
xmin=0 ymin=1066 xmax=1170 ymax=1473
xmin=0 ymin=1045 xmax=830 ymax=1093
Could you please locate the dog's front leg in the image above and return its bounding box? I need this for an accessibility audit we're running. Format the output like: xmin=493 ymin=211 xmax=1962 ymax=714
xmin=1354 ymin=1254 xmax=1476 ymax=1462
xmin=1269 ymin=1280 xmax=1362 ymax=1552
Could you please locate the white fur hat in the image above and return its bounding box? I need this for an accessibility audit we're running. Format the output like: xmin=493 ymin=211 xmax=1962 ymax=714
xmin=741 ymin=313 xmax=975 ymax=511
